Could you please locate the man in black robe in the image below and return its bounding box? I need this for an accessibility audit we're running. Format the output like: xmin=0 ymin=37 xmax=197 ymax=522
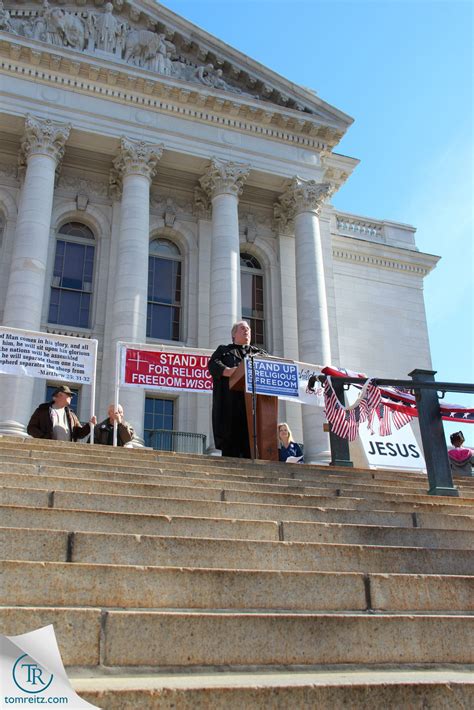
xmin=208 ymin=320 xmax=267 ymax=458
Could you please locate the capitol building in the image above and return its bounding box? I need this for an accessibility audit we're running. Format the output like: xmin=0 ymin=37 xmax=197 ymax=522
xmin=0 ymin=0 xmax=437 ymax=460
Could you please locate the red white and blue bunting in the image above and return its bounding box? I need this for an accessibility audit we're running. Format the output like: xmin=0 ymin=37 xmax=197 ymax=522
xmin=323 ymin=376 xmax=416 ymax=440
xmin=322 ymin=366 xmax=474 ymax=429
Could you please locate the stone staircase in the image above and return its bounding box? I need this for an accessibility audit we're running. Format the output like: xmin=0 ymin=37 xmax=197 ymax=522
xmin=1 ymin=435 xmax=473 ymax=708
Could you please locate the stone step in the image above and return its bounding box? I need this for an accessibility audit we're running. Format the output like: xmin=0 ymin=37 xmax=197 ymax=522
xmin=4 ymin=526 xmax=473 ymax=574
xmin=4 ymin=486 xmax=474 ymax=521
xmin=0 ymin=459 xmax=436 ymax=498
xmin=7 ymin=472 xmax=472 ymax=546
xmin=4 ymin=561 xmax=473 ymax=613
xmin=3 ymin=499 xmax=473 ymax=547
xmin=5 ymin=470 xmax=470 ymax=514
xmin=0 ymin=440 xmax=442 ymax=483
xmin=0 ymin=453 xmax=431 ymax=493
xmin=1 ymin=442 xmax=474 ymax=490
xmin=2 ymin=484 xmax=473 ymax=524
xmin=2 ymin=450 xmax=473 ymax=501
xmin=2 ymin=437 xmax=473 ymax=488
xmin=72 ymin=670 xmax=474 ymax=710
xmin=281 ymin=520 xmax=473 ymax=548
xmin=1 ymin=608 xmax=472 ymax=667
xmin=1 ymin=561 xmax=366 ymax=611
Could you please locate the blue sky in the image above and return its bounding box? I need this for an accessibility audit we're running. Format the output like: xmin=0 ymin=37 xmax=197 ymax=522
xmin=161 ymin=0 xmax=473 ymax=438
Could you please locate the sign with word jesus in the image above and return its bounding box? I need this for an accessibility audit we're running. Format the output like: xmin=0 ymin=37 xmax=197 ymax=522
xmin=122 ymin=348 xmax=213 ymax=393
xmin=245 ymin=358 xmax=299 ymax=398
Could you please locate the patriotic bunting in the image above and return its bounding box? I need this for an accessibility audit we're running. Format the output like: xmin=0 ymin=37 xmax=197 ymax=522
xmin=322 ymin=366 xmax=474 ymax=426
xmin=323 ymin=375 xmax=418 ymax=440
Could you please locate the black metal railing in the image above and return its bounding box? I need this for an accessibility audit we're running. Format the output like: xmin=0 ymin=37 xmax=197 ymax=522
xmin=323 ymin=369 xmax=474 ymax=497
xmin=145 ymin=429 xmax=207 ymax=455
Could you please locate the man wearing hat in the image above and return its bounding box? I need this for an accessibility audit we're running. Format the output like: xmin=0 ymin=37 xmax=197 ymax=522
xmin=27 ymin=385 xmax=97 ymax=441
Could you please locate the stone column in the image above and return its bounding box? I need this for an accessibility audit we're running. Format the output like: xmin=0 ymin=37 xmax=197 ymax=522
xmin=109 ymin=137 xmax=163 ymax=444
xmin=277 ymin=177 xmax=333 ymax=462
xmin=0 ymin=115 xmax=70 ymax=436
xmin=200 ymin=158 xmax=250 ymax=347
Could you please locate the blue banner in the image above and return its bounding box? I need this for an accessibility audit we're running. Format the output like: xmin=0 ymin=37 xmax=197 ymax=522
xmin=245 ymin=358 xmax=299 ymax=397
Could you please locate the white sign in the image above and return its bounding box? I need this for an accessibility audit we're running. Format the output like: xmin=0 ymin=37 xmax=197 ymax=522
xmin=287 ymin=361 xmax=325 ymax=407
xmin=346 ymin=386 xmax=426 ymax=471
xmin=0 ymin=327 xmax=97 ymax=385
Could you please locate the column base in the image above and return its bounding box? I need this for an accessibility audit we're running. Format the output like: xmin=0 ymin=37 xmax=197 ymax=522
xmin=129 ymin=436 xmax=145 ymax=449
xmin=305 ymin=449 xmax=332 ymax=465
xmin=427 ymin=485 xmax=459 ymax=497
xmin=330 ymin=459 xmax=354 ymax=468
xmin=0 ymin=420 xmax=29 ymax=437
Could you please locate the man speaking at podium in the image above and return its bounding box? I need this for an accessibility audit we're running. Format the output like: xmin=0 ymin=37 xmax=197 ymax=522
xmin=208 ymin=320 xmax=267 ymax=458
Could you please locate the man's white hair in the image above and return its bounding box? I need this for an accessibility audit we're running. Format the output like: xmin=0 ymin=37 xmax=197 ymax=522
xmin=231 ymin=320 xmax=250 ymax=340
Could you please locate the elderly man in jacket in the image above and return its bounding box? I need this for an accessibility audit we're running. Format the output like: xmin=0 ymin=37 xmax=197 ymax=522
xmin=94 ymin=403 xmax=134 ymax=446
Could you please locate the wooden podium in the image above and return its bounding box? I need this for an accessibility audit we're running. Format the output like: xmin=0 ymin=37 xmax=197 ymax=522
xmin=229 ymin=359 xmax=279 ymax=461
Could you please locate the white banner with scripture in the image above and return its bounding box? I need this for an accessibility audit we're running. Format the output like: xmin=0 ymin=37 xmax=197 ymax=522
xmin=0 ymin=326 xmax=97 ymax=385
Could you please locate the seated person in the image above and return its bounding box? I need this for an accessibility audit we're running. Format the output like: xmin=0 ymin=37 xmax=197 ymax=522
xmin=94 ymin=404 xmax=134 ymax=446
xmin=448 ymin=431 xmax=473 ymax=476
xmin=27 ymin=385 xmax=96 ymax=441
xmin=278 ymin=422 xmax=304 ymax=462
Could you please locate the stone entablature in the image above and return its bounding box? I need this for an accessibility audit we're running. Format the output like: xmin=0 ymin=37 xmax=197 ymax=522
xmin=2 ymin=1 xmax=352 ymax=139
xmin=331 ymin=233 xmax=439 ymax=278
xmin=0 ymin=36 xmax=339 ymax=152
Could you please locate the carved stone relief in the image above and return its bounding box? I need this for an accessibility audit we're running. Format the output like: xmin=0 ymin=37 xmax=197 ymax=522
xmin=58 ymin=174 xmax=109 ymax=198
xmin=193 ymin=186 xmax=211 ymax=220
xmin=151 ymin=191 xmax=193 ymax=220
xmin=3 ymin=2 xmax=313 ymax=111
xmin=0 ymin=163 xmax=18 ymax=181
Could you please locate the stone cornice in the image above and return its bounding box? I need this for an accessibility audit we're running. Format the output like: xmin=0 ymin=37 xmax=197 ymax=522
xmin=4 ymin=0 xmax=354 ymax=136
xmin=321 ymin=153 xmax=359 ymax=193
xmin=0 ymin=33 xmax=343 ymax=150
xmin=332 ymin=234 xmax=440 ymax=277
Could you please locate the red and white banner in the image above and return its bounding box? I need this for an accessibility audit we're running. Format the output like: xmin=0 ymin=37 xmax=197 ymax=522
xmin=121 ymin=348 xmax=213 ymax=393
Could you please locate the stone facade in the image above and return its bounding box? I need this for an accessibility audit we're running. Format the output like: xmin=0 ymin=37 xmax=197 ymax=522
xmin=0 ymin=1 xmax=438 ymax=461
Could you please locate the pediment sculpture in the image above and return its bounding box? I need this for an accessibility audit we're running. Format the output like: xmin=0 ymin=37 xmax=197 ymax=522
xmin=3 ymin=1 xmax=270 ymax=101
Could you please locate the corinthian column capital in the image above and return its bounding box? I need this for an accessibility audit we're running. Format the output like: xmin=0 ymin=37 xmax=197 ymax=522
xmin=278 ymin=177 xmax=333 ymax=221
xmin=199 ymin=158 xmax=250 ymax=199
xmin=113 ymin=137 xmax=164 ymax=181
xmin=18 ymin=114 xmax=71 ymax=178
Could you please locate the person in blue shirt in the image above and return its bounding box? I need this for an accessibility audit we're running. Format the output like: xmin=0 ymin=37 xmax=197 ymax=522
xmin=278 ymin=422 xmax=304 ymax=462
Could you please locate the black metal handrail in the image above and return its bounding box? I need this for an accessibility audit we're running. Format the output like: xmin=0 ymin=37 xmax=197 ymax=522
xmin=145 ymin=429 xmax=207 ymax=455
xmin=319 ymin=376 xmax=474 ymax=394
xmin=323 ymin=369 xmax=473 ymax=497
